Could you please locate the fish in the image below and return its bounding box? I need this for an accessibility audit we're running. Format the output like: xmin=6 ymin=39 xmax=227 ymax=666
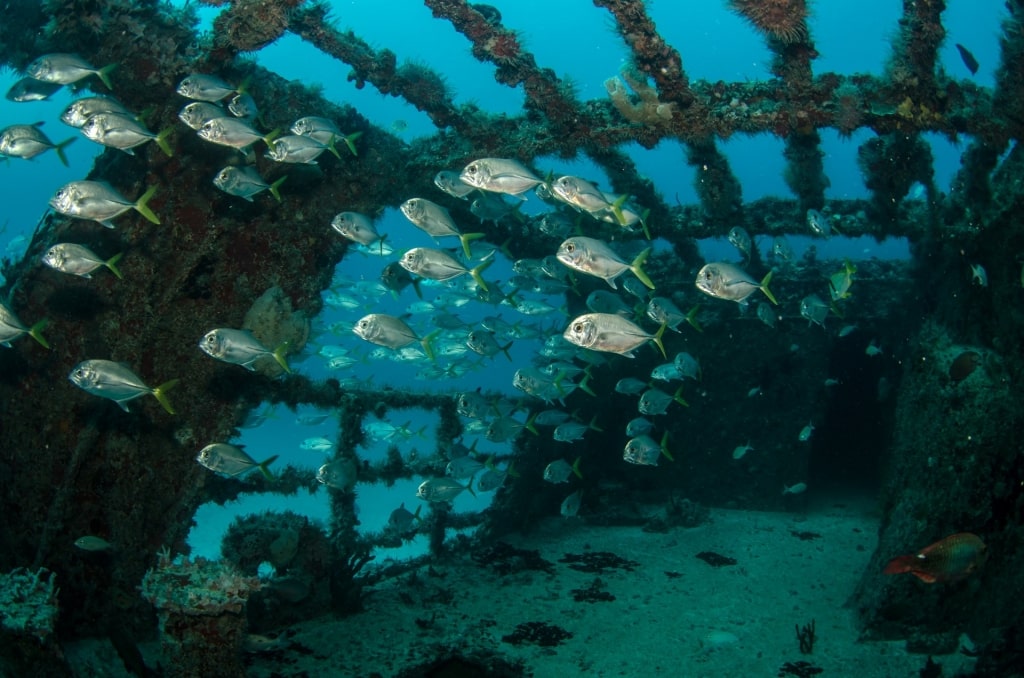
xmin=756 ymin=302 xmax=777 ymax=328
xmin=296 ymin=413 xmax=330 ymax=426
xmin=828 ymin=260 xmax=856 ymax=301
xmin=798 ymin=422 xmax=814 ymax=442
xmin=544 ymin=457 xmax=582 ymax=483
xmin=74 ymin=536 xmax=113 ymax=552
xmin=80 ymin=113 xmax=174 ymax=156
xmin=650 ymin=362 xmax=682 ymax=382
xmin=727 ymin=226 xmax=752 ymax=259
xmin=553 ymin=418 xmax=601 ymax=443
xmin=638 ymin=385 xmax=688 ymax=416
xmin=459 ymin=157 xmax=543 ymax=197
xmin=197 ymin=117 xmax=276 ymax=150
xmin=49 ymin=181 xmax=160 ymax=228
xmin=695 ymin=263 xmax=777 ymax=305
xmin=772 ymin=235 xmax=793 ymax=261
xmin=883 ymin=532 xmax=987 ymax=583
xmin=416 ymin=477 xmax=474 ymax=502
xmin=806 ymin=208 xmax=834 ymax=236
xmin=948 ymin=350 xmax=983 ymax=383
xmin=563 ymin=312 xmax=666 ymax=359
xmin=647 ymin=297 xmax=701 ymax=333
xmin=586 ymin=289 xmax=633 ymax=317
xmin=196 ymin=443 xmax=278 ymax=480
xmin=456 ymin=390 xmax=494 ymax=419
xmin=198 ymin=328 xmax=291 ymax=373
xmin=782 ymin=482 xmax=807 ymax=495
xmin=27 ymin=53 xmax=115 ymax=88
xmin=317 ymin=458 xmax=357 ymax=492
xmin=471 ymin=193 xmax=522 ymax=224
xmin=466 ymin=329 xmax=512 ymax=361
xmin=6 ymin=77 xmax=63 ymax=102
xmin=560 ymin=489 xmax=583 ymax=517
xmin=446 ymin=454 xmax=485 ymax=479
xmin=399 ymin=247 xmax=492 ymax=292
xmin=865 ymin=340 xmax=883 ymax=357
xmin=331 ymin=211 xmax=385 ymax=248
xmin=68 ymin=359 xmax=177 ymax=414
xmin=556 ymin=237 xmax=655 ymax=290
xmin=381 ymin=261 xmax=421 ymax=298
xmin=615 ymin=377 xmax=649 ymax=395
xmin=955 ymin=44 xmax=979 ymax=76
xmin=400 ymin=198 xmax=484 ymax=259
xmin=732 ymin=442 xmax=754 ymax=460
xmin=673 ymin=352 xmax=701 ymax=381
xmin=290 ymin=116 xmax=361 ymax=155
xmin=178 ymin=101 xmax=229 ymax=130
xmin=625 ymin=417 xmax=653 ymax=437
xmin=228 ymin=92 xmax=258 ymax=118
xmin=477 ymin=460 xmax=516 ymax=492
xmin=513 ymin=366 xmax=568 ymax=404
xmin=970 ymin=263 xmax=987 ymax=287
xmin=353 ymin=313 xmax=438 ymax=360
xmin=387 ymin=503 xmax=422 ymax=532
xmin=434 ymin=169 xmax=475 ymax=199
xmin=62 ymin=96 xmax=133 ymax=128
xmin=799 ymin=294 xmax=831 ymax=327
xmin=176 ymin=73 xmax=241 ymax=102
xmin=533 ymin=409 xmax=571 ymax=427
xmin=213 ymin=166 xmax=286 ymax=202
xmin=300 ymin=437 xmax=334 ymax=451
xmin=0 ymin=123 xmax=75 ymax=165
xmin=266 ymin=133 xmax=339 ymax=164
xmin=42 ymin=243 xmax=123 ymax=279
xmin=551 ymin=175 xmax=616 ymax=213
xmin=0 ymin=302 xmax=49 ymax=349
xmin=623 ymin=432 xmax=673 ymax=466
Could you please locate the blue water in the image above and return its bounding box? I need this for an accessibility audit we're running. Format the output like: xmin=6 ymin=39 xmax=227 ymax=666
xmin=0 ymin=0 xmax=1006 ymax=565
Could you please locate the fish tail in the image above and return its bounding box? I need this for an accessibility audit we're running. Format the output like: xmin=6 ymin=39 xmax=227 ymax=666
xmin=96 ymin=63 xmax=117 ymax=90
xmin=525 ymin=411 xmax=539 ymax=436
xmin=610 ymin=193 xmax=629 ymax=226
xmin=465 ymin=476 xmax=476 ymax=498
xmin=269 ymin=175 xmax=287 ymax=203
xmin=263 ymin=128 xmax=282 ymax=149
xmin=639 ymin=207 xmax=652 ymax=240
xmin=272 ymin=341 xmax=292 ymax=373
xmin=421 ymin=329 xmax=442 ymax=362
xmin=236 ymin=75 xmax=251 ymax=95
xmin=882 ymin=555 xmax=916 ymax=576
xmin=460 ymin=232 xmax=487 ymax=260
xmin=686 ymin=304 xmax=703 ymax=333
xmin=630 ymin=247 xmax=656 ymax=290
xmin=571 ymin=456 xmax=583 ymax=479
xmin=342 ymin=131 xmax=362 ymax=157
xmin=151 ymin=379 xmax=179 ymax=415
xmin=651 ymin=322 xmax=667 ymax=360
xmin=411 ymin=276 xmax=422 ymax=299
xmin=579 ymin=370 xmax=597 ymax=397
xmin=28 ymin=318 xmax=50 ymax=349
xmin=257 ymin=454 xmax=279 ymax=481
xmin=759 ymin=270 xmax=778 ymax=305
xmin=105 ymin=252 xmax=124 ymax=279
xmin=469 ymin=257 xmax=493 ymax=293
xmin=672 ymin=384 xmax=689 ymax=408
xmin=54 ymin=137 xmax=76 ymax=167
xmin=133 ymin=185 xmax=161 ymax=225
xmin=154 ymin=126 xmax=175 ymax=158
xmin=829 ymin=300 xmax=845 ymax=319
xmin=588 ymin=415 xmax=604 ymax=433
xmin=659 ymin=431 xmax=674 ymax=461
xmin=325 ymin=133 xmax=342 ymax=160
xmin=500 ymin=341 xmax=513 ymax=362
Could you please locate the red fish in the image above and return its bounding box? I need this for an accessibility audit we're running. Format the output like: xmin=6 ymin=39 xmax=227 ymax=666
xmin=883 ymin=532 xmax=987 ymax=583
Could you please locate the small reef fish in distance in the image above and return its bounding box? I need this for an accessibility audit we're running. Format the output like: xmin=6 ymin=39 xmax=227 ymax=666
xmin=955 ymin=43 xmax=979 ymax=76
xmin=883 ymin=532 xmax=987 ymax=583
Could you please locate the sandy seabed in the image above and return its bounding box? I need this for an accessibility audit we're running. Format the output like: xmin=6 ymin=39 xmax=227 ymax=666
xmin=238 ymin=502 xmax=976 ymax=677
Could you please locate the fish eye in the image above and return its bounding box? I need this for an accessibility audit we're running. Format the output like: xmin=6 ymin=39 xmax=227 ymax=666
xmin=573 ymin=323 xmax=582 ymax=332
xmin=565 ymin=243 xmax=575 ymax=252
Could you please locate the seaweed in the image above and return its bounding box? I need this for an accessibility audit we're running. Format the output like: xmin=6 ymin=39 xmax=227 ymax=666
xmin=501 ymin=621 xmax=573 ymax=647
xmin=571 ymin=578 xmax=616 ymax=603
xmin=778 ymin=661 xmax=824 ymax=677
xmin=559 ymin=551 xmax=639 ymax=574
xmin=471 ymin=541 xmax=555 ymax=575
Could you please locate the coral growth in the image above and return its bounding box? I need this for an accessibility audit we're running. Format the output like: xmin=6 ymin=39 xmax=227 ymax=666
xmin=0 ymin=567 xmax=59 ymax=641
xmin=605 ymin=70 xmax=677 ymax=129
xmin=729 ymin=0 xmax=810 ymax=44
xmin=212 ymin=0 xmax=302 ymax=52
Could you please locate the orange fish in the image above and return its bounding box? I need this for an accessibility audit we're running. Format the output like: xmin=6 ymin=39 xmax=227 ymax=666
xmin=883 ymin=532 xmax=987 ymax=583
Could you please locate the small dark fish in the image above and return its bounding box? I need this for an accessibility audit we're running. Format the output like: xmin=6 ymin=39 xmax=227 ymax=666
xmin=955 ymin=44 xmax=979 ymax=76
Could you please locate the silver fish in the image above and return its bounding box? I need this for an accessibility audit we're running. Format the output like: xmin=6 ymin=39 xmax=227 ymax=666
xmin=417 ymin=477 xmax=473 ymax=502
xmin=400 ymin=198 xmax=483 ymax=259
xmin=806 ymin=208 xmax=831 ymax=236
xmin=197 ymin=117 xmax=273 ymax=150
xmin=646 ymin=297 xmax=699 ymax=333
xmin=551 ymin=175 xmax=613 ymax=212
xmin=446 ymin=454 xmax=484 ymax=479
xmin=301 ymin=436 xmax=334 ymax=451
xmin=176 ymin=73 xmax=239 ymax=102
xmin=625 ymin=417 xmax=653 ymax=437
xmin=513 ymin=366 xmax=566 ymax=404
xmin=587 ymin=290 xmax=632 ymax=317
xmin=27 ymin=53 xmax=114 ymax=88
xmin=331 ymin=212 xmax=383 ymax=247
xmin=0 ymin=301 xmax=49 ymax=349
xmin=42 ymin=243 xmax=123 ymax=279
xmin=6 ymin=77 xmax=62 ymax=102
xmin=317 ymin=458 xmax=357 ymax=491
xmin=0 ymin=123 xmax=75 ymax=165
xmin=772 ymin=235 xmax=793 ymax=261
xmin=538 ymin=212 xmax=574 ymax=238
xmin=213 ymin=166 xmax=285 ymax=202
xmin=756 ymin=302 xmax=777 ymax=328
xmin=456 ymin=390 xmax=492 ymax=419
xmin=695 ymin=263 xmax=777 ymax=304
xmin=266 ymin=133 xmax=338 ymax=164
xmin=623 ymin=432 xmax=673 ymax=466
xmin=673 ymin=352 xmax=701 ymax=381
xmin=560 ymin=489 xmax=583 ymax=517
xmin=466 ymin=329 xmax=511 ymax=360
xmin=228 ymin=92 xmax=258 ymax=118
xmin=615 ymin=377 xmax=648 ymax=395
xmin=68 ymin=359 xmax=177 ymax=414
xmin=387 ymin=503 xmax=421 ymax=533
xmin=63 ymin=96 xmax=132 ymax=128
xmin=544 ymin=457 xmax=581 ymax=483
xmin=553 ymin=420 xmax=595 ymax=443
xmin=459 ymin=157 xmax=542 ymax=197
xmin=80 ymin=113 xmax=173 ymax=156
xmin=556 ymin=237 xmax=654 ymax=290
xmin=399 ymin=247 xmax=491 ymax=291
xmin=799 ymin=294 xmax=830 ymax=327
xmin=196 ymin=443 xmax=277 ymax=480
xmin=178 ymin=101 xmax=228 ymax=130
xmin=353 ymin=313 xmax=437 ymax=359
xmin=533 ymin=409 xmax=571 ymax=427
xmin=290 ymin=117 xmax=361 ymax=155
xmin=638 ymin=386 xmax=687 ymax=416
xmin=727 ymin=226 xmax=752 ymax=259
xmin=198 ymin=328 xmax=291 ymax=373
xmin=563 ymin=312 xmax=666 ymax=358
xmin=434 ymin=169 xmax=475 ymax=199
xmin=49 ymin=181 xmax=160 ymax=228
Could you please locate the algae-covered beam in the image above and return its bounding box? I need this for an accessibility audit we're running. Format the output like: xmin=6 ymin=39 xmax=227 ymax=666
xmin=889 ymin=0 xmax=946 ymax=97
xmin=593 ymin=0 xmax=695 ymax=110
xmin=993 ymin=1 xmax=1024 ymax=142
